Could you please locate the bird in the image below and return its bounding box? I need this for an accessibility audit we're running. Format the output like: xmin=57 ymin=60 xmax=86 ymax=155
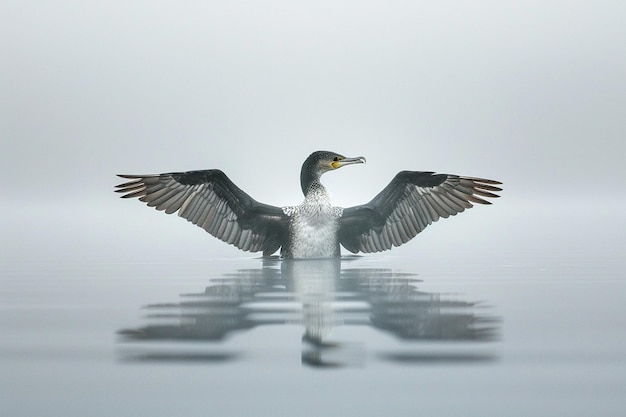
xmin=115 ymin=150 xmax=502 ymax=258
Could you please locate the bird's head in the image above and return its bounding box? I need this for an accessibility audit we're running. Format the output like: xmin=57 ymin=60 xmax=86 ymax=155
xmin=300 ymin=151 xmax=366 ymax=195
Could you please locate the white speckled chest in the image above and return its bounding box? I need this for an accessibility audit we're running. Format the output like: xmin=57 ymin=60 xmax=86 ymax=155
xmin=281 ymin=186 xmax=343 ymax=258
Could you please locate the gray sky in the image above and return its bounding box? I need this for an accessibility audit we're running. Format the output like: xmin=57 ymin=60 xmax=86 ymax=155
xmin=2 ymin=1 xmax=625 ymax=258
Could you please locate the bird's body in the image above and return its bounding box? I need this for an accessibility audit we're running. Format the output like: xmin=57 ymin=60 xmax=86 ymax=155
xmin=116 ymin=151 xmax=501 ymax=258
xmin=282 ymin=181 xmax=343 ymax=258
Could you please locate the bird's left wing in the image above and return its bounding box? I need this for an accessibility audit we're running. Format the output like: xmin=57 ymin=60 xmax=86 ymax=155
xmin=338 ymin=171 xmax=502 ymax=254
xmin=115 ymin=170 xmax=289 ymax=255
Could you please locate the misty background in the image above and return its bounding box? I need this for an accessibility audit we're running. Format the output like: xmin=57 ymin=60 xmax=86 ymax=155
xmin=2 ymin=3 xmax=626 ymax=416
xmin=2 ymin=1 xmax=625 ymax=261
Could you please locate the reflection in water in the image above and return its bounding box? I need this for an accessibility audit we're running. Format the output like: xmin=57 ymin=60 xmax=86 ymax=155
xmin=118 ymin=258 xmax=499 ymax=367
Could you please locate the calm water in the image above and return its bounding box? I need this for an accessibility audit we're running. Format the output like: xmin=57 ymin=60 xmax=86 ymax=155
xmin=2 ymin=206 xmax=625 ymax=416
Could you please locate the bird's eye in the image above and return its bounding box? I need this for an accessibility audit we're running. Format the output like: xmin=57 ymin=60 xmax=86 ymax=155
xmin=333 ymin=156 xmax=341 ymax=161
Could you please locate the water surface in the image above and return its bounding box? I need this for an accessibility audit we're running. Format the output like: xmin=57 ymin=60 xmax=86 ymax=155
xmin=2 ymin=209 xmax=625 ymax=416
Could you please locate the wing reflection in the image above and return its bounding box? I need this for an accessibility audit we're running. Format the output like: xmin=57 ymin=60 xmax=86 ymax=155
xmin=118 ymin=258 xmax=499 ymax=367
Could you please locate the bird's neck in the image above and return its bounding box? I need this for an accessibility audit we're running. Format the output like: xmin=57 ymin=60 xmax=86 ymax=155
xmin=300 ymin=168 xmax=320 ymax=196
xmin=300 ymin=164 xmax=332 ymax=206
xmin=303 ymin=180 xmax=331 ymax=206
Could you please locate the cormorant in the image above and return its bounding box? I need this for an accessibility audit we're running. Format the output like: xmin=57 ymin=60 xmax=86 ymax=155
xmin=116 ymin=150 xmax=501 ymax=258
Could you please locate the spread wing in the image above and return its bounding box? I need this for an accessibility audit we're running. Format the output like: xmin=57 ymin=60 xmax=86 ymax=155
xmin=115 ymin=170 xmax=289 ymax=255
xmin=338 ymin=171 xmax=502 ymax=254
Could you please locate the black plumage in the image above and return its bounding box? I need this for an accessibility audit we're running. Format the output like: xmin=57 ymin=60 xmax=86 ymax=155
xmin=115 ymin=151 xmax=501 ymax=257
xmin=116 ymin=170 xmax=288 ymax=256
xmin=338 ymin=171 xmax=501 ymax=253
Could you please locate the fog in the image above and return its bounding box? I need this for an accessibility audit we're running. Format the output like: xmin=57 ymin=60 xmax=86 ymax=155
xmin=3 ymin=0 xmax=625 ymax=267
xmin=2 ymin=1 xmax=625 ymax=210
xmin=1 ymin=4 xmax=625 ymax=415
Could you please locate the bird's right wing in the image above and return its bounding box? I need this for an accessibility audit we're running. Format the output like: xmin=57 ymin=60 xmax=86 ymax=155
xmin=115 ymin=170 xmax=289 ymax=255
xmin=338 ymin=171 xmax=502 ymax=254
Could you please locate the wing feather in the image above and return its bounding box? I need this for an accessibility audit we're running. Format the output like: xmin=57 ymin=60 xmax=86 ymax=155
xmin=339 ymin=171 xmax=501 ymax=254
xmin=116 ymin=170 xmax=288 ymax=255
